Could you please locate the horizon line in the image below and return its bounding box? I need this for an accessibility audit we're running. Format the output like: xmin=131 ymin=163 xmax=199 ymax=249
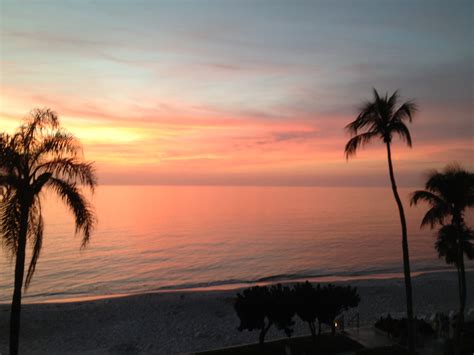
xmin=92 ymin=183 xmax=422 ymax=188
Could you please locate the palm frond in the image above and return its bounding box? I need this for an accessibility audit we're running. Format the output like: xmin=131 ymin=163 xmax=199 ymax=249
xmin=32 ymin=173 xmax=52 ymax=195
xmin=425 ymin=170 xmax=447 ymax=194
xmin=20 ymin=108 xmax=59 ymax=153
xmin=46 ymin=177 xmax=96 ymax=248
xmin=345 ymin=104 xmax=378 ymax=135
xmin=372 ymin=88 xmax=381 ymax=102
xmin=423 ymin=164 xmax=474 ymax=210
xmin=345 ymin=89 xmax=415 ymax=156
xmin=389 ymin=121 xmax=412 ymax=147
xmin=410 ymin=190 xmax=445 ymax=207
xmin=436 ymin=224 xmax=474 ymax=265
xmin=34 ymin=158 xmax=96 ymax=191
xmin=344 ymin=131 xmax=379 ymax=159
xmin=463 ymin=227 xmax=474 ymax=260
xmin=421 ymin=206 xmax=449 ymax=228
xmin=29 ymin=108 xmax=59 ymax=128
xmin=0 ymin=133 xmax=22 ymax=176
xmin=435 ymin=225 xmax=459 ymax=265
xmin=0 ymin=190 xmax=21 ymax=255
xmin=32 ymin=130 xmax=81 ymax=163
xmin=24 ymin=108 xmax=59 ymax=135
xmin=392 ymin=101 xmax=417 ymax=123
xmin=387 ymin=90 xmax=399 ymax=109
xmin=25 ymin=197 xmax=44 ymax=289
xmin=373 ymin=89 xmax=393 ymax=123
xmin=0 ymin=174 xmax=19 ymax=189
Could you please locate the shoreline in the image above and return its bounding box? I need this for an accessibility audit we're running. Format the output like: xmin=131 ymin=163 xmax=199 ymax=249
xmin=3 ymin=266 xmax=470 ymax=305
xmin=1 ymin=270 xmax=473 ymax=354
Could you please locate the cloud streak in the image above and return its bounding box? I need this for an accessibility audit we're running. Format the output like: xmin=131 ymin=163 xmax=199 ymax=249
xmin=1 ymin=0 xmax=472 ymax=185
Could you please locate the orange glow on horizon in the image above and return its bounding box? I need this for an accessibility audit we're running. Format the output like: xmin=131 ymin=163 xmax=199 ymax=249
xmin=1 ymin=86 xmax=472 ymax=187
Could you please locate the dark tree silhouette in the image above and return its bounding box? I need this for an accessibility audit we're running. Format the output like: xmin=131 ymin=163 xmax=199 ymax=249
xmin=267 ymin=284 xmax=295 ymax=339
xmin=235 ymin=282 xmax=361 ymax=348
xmin=234 ymin=284 xmax=296 ymax=349
xmin=345 ymin=89 xmax=417 ymax=354
xmin=234 ymin=286 xmax=272 ymax=348
xmin=411 ymin=163 xmax=474 ymax=353
xmin=435 ymin=225 xmax=474 ymax=273
xmin=293 ymin=281 xmax=321 ymax=342
xmin=318 ymin=284 xmax=360 ymax=335
xmin=0 ymin=108 xmax=97 ymax=355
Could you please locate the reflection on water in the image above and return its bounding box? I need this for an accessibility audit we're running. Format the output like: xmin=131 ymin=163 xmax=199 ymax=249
xmin=1 ymin=186 xmax=470 ymax=302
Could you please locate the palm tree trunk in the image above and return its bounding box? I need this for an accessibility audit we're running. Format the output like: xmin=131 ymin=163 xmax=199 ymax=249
xmin=451 ymin=215 xmax=465 ymax=355
xmin=386 ymin=143 xmax=415 ymax=354
xmin=9 ymin=201 xmax=29 ymax=355
xmin=456 ymin=266 xmax=462 ymax=305
xmin=455 ymin=243 xmax=466 ymax=355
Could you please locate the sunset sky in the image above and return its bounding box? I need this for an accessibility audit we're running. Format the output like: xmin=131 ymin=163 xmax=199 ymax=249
xmin=1 ymin=0 xmax=472 ymax=186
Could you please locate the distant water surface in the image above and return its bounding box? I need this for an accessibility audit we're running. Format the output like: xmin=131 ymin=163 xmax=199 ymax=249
xmin=1 ymin=186 xmax=472 ymax=302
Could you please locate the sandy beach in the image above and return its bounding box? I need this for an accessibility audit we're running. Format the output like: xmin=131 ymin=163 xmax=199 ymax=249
xmin=1 ymin=271 xmax=473 ymax=354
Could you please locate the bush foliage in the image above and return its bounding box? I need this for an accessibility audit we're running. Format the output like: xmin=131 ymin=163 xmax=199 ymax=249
xmin=234 ymin=281 xmax=360 ymax=346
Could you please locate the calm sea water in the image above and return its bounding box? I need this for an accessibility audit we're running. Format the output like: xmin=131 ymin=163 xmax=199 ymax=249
xmin=0 ymin=186 xmax=472 ymax=303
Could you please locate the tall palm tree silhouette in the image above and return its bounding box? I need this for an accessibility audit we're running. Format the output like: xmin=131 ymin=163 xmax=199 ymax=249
xmin=0 ymin=108 xmax=97 ymax=355
xmin=411 ymin=163 xmax=474 ymax=352
xmin=344 ymin=89 xmax=416 ymax=354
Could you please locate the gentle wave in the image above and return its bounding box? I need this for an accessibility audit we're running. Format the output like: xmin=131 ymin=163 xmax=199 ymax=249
xmin=1 ymin=186 xmax=473 ymax=303
xmin=7 ymin=264 xmax=459 ymax=304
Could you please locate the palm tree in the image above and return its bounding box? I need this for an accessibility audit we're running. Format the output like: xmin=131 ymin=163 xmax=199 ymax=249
xmin=344 ymin=89 xmax=417 ymax=354
xmin=0 ymin=108 xmax=97 ymax=355
xmin=411 ymin=163 xmax=474 ymax=351
xmin=436 ymin=224 xmax=474 ymax=303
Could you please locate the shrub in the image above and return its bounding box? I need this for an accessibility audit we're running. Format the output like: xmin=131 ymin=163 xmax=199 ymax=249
xmin=267 ymin=284 xmax=295 ymax=338
xmin=234 ymin=286 xmax=272 ymax=346
xmin=293 ymin=281 xmax=321 ymax=341
xmin=318 ymin=284 xmax=360 ymax=335
xmin=234 ymin=284 xmax=296 ymax=346
xmin=235 ymin=282 xmax=361 ymax=346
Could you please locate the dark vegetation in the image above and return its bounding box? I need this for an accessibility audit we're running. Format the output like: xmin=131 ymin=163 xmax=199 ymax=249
xmin=374 ymin=316 xmax=474 ymax=354
xmin=318 ymin=283 xmax=360 ymax=335
xmin=411 ymin=164 xmax=474 ymax=354
xmin=195 ymin=333 xmax=363 ymax=355
xmin=442 ymin=321 xmax=474 ymax=355
xmin=0 ymin=109 xmax=97 ymax=354
xmin=374 ymin=315 xmax=434 ymax=339
xmin=267 ymin=284 xmax=295 ymax=339
xmin=293 ymin=281 xmax=322 ymax=342
xmin=234 ymin=282 xmax=360 ymax=347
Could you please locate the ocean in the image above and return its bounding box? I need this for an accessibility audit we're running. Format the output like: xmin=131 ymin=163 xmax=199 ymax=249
xmin=0 ymin=185 xmax=471 ymax=303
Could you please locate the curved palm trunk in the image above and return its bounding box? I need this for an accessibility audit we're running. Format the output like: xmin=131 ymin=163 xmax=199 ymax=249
xmin=386 ymin=143 xmax=415 ymax=354
xmin=9 ymin=201 xmax=29 ymax=355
